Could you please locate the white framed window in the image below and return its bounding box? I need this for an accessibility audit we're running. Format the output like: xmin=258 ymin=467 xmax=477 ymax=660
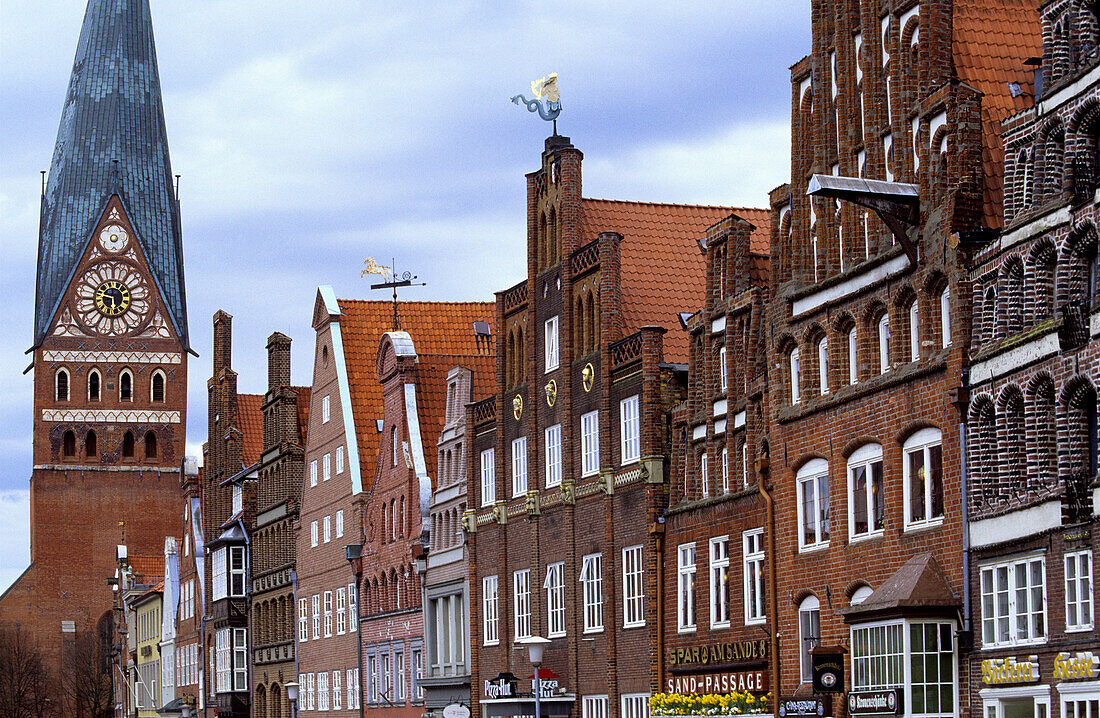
xmin=323 ymin=452 xmax=331 ymax=481
xmin=903 ymin=428 xmax=943 ymax=529
xmin=231 ymin=484 xmax=243 ymax=515
xmin=349 ymin=582 xmax=358 ymax=632
xmin=336 ymin=445 xmax=344 ymax=474
xmin=545 ymin=562 xmax=566 ymax=637
xmin=798 ymin=595 xmax=820 ymax=683
xmin=583 ymin=695 xmax=610 ymax=718
xmin=622 ymin=545 xmax=645 ymax=628
xmin=229 ymin=546 xmax=245 ymax=596
xmin=581 ymin=410 xmax=600 ymax=476
xmin=796 ymin=459 xmax=830 ymax=551
xmin=908 ymin=300 xmax=920 ymax=361
xmin=513 ymin=569 xmax=532 ymax=640
xmin=322 ymin=395 xmax=330 ymax=423
xmin=480 ymin=448 xmax=495 ymax=506
xmin=743 ymin=529 xmax=766 ymax=625
xmin=298 ymin=597 xmax=308 ymax=642
xmin=310 ymin=460 xmax=318 ymax=487
xmin=1065 ymin=550 xmax=1093 ymax=632
xmin=545 ymin=424 xmax=562 ymax=487
xmin=742 ymin=442 xmax=749 ymax=488
xmin=414 ymin=648 xmax=424 ymax=700
xmin=789 ymin=347 xmax=801 ymax=404
xmin=1060 ymin=691 xmax=1098 ymax=718
xmin=306 ymin=672 xmax=315 ymax=710
xmin=396 ymin=648 xmax=406 ymax=701
xmin=877 ymin=314 xmax=891 ymax=373
xmin=620 ymin=395 xmax=640 ymax=465
xmin=318 ymin=670 xmax=329 ymax=710
xmin=980 ymin=554 xmax=1047 ymax=647
xmin=719 ymin=346 xmax=728 ymax=392
xmin=312 ymin=594 xmax=320 ymax=640
xmin=346 ymin=669 xmax=355 ymax=711
xmin=817 ymin=337 xmax=829 ymax=395
xmin=848 ymin=326 xmax=858 ymax=384
xmin=512 ymin=437 xmax=528 ymax=496
xmin=380 ymin=652 xmax=390 ymax=702
xmin=324 ymin=515 xmax=331 ymax=543
xmin=482 ymin=575 xmax=499 ymax=645
xmin=311 ymin=520 xmax=318 ymax=547
xmin=545 ymin=316 xmax=559 ymax=372
xmin=939 ymin=288 xmax=951 ymax=347
xmin=212 ymin=548 xmax=227 ymax=601
xmin=333 ymin=669 xmax=342 ymax=710
xmin=323 ymin=590 xmax=333 ymax=637
xmin=580 ymin=553 xmax=604 ymax=632
xmin=621 ymin=693 xmax=650 ymax=718
xmin=700 ymin=452 xmax=710 ymax=497
xmin=851 ymin=619 xmax=957 ymax=718
xmin=848 ymin=443 xmax=884 ymax=540
xmin=677 ymin=543 xmax=697 ymax=632
xmin=336 ymin=510 xmax=344 ymax=538
xmin=336 ymin=587 xmax=347 ymax=634
xmin=366 ymin=655 xmax=377 ymax=703
xmin=710 ymin=536 xmax=730 ymax=628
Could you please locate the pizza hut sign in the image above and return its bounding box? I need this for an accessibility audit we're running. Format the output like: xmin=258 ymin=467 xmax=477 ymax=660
xmin=484 ymin=673 xmax=518 ymax=699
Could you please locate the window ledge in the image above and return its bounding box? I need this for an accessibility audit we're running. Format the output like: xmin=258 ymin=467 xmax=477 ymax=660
xmin=982 ymin=640 xmax=1047 ymax=651
xmin=848 ymin=531 xmax=884 ymax=544
xmin=745 ymin=617 xmax=767 ymax=627
xmin=710 ymin=622 xmax=731 ymax=631
xmin=903 ymin=518 xmax=944 ymax=535
xmin=677 ymin=627 xmax=698 ymax=634
xmin=623 ymin=622 xmax=646 ymax=630
xmin=1065 ymin=626 xmax=1095 ymax=634
xmin=798 ymin=542 xmax=830 ymax=555
xmin=583 ymin=628 xmax=605 ymax=635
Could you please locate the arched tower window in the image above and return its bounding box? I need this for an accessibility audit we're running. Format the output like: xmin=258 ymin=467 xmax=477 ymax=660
xmin=56 ymin=368 xmax=70 ymax=402
xmin=144 ymin=431 xmax=158 ymax=459
xmin=85 ymin=430 xmax=98 ymax=458
xmin=151 ymin=370 xmax=166 ymax=403
xmin=88 ymin=369 xmax=101 ymax=401
xmin=63 ymin=430 xmax=76 ymax=457
xmin=119 ymin=369 xmax=133 ymax=401
xmin=122 ymin=431 xmax=135 ymax=458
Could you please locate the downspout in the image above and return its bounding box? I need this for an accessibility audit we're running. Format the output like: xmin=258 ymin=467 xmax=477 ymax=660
xmin=959 ymin=421 xmax=970 ymax=634
xmin=759 ymin=479 xmax=779 ymax=718
xmin=356 ymin=572 xmax=365 ymax=718
xmin=653 ymin=520 xmax=666 ymax=692
xmin=240 ymin=519 xmax=252 ymax=713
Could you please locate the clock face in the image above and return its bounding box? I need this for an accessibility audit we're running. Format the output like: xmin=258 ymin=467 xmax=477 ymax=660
xmin=94 ymin=279 xmax=131 ymax=316
xmin=74 ymin=261 xmax=150 ymax=335
xmin=98 ymin=224 xmax=129 ymax=253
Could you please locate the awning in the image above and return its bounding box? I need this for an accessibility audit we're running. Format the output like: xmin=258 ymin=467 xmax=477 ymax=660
xmin=839 ymin=552 xmax=960 ymax=622
xmin=479 ymin=694 xmax=577 ymax=718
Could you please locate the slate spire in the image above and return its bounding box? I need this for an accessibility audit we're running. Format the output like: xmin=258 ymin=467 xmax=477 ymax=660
xmin=34 ymin=0 xmax=188 ymax=348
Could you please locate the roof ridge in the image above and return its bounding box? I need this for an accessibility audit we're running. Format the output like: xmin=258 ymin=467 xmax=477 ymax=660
xmin=582 ymin=197 xmax=739 ymax=211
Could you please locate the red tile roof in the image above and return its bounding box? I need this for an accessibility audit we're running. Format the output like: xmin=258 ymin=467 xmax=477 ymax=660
xmin=336 ymin=300 xmax=496 ymax=492
xmin=953 ymin=0 xmax=1041 ymax=228
xmin=236 ymin=394 xmax=264 ymax=467
xmin=294 ymin=387 xmax=311 ymax=445
xmin=580 ymin=199 xmax=770 ymax=362
xmin=127 ymin=555 xmax=163 ymax=584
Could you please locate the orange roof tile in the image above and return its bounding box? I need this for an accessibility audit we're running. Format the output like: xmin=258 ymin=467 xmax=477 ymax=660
xmin=127 ymin=555 xmax=163 ymax=584
xmin=236 ymin=394 xmax=264 ymax=467
xmin=336 ymin=300 xmax=496 ymax=493
xmin=953 ymin=0 xmax=1041 ymax=228
xmin=293 ymin=386 xmax=311 ymax=446
xmin=580 ymin=199 xmax=769 ymax=363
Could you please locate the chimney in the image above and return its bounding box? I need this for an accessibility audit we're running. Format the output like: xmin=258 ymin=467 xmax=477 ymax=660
xmin=267 ymin=332 xmax=292 ymax=390
xmin=213 ymin=310 xmax=233 ymax=372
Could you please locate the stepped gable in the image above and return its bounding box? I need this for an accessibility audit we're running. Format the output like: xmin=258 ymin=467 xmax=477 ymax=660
xmin=337 ymin=300 xmax=496 ymax=492
xmin=580 ymin=198 xmax=769 ymax=362
xmin=954 ymin=0 xmax=1042 ymax=228
xmin=35 ymin=0 xmax=187 ymax=347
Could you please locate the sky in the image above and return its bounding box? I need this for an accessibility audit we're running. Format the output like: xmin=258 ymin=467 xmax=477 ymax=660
xmin=0 ymin=0 xmax=810 ymax=594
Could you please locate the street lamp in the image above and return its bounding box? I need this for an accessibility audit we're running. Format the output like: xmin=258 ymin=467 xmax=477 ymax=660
xmin=181 ymin=706 xmax=190 ymax=718
xmin=516 ymin=636 xmax=552 ymax=718
xmin=285 ymin=681 xmax=299 ymax=718
xmin=345 ymin=544 xmax=365 ymax=718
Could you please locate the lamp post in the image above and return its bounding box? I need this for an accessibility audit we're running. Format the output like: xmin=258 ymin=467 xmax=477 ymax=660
xmin=285 ymin=681 xmax=299 ymax=718
xmin=180 ymin=705 xmax=191 ymax=718
xmin=516 ymin=636 xmax=552 ymax=718
xmin=345 ymin=544 xmax=365 ymax=718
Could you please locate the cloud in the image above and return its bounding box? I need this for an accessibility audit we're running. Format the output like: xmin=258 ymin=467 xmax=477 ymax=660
xmin=0 ymin=491 xmax=31 ymax=597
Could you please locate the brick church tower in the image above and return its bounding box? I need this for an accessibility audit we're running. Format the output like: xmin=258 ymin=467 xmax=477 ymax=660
xmin=0 ymin=0 xmax=189 ymax=681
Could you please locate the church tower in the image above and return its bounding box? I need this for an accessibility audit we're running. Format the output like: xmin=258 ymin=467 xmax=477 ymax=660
xmin=0 ymin=0 xmax=189 ymax=682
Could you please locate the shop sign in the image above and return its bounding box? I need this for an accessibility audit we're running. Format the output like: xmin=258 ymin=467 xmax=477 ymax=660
xmin=777 ymin=697 xmax=827 ymax=717
xmin=668 ymin=639 xmax=768 ymax=667
xmin=484 ymin=672 xmax=518 ymax=699
xmin=665 ymin=670 xmax=767 ymax=695
xmin=444 ymin=704 xmax=472 ymax=718
xmin=1053 ymin=652 xmax=1100 ymax=681
xmin=529 ymin=670 xmax=562 ymax=698
xmin=848 ymin=689 xmax=901 ymax=715
xmin=811 ymin=651 xmax=845 ymax=694
xmin=981 ymin=656 xmax=1040 ymax=685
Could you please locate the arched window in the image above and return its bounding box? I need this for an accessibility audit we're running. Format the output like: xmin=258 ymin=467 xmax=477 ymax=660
xmin=907 ymin=299 xmax=919 ymax=361
xmin=122 ymin=431 xmax=135 ymax=458
xmin=903 ymin=427 xmax=943 ymax=528
xmin=939 ymin=287 xmax=952 ymax=347
xmin=119 ymin=369 xmax=133 ymax=401
xmin=381 ymin=507 xmax=388 ymax=544
xmin=392 ymin=426 xmax=399 ymax=467
xmin=399 ymin=495 xmax=406 ymax=538
xmin=798 ymin=595 xmax=821 ymax=683
xmin=816 ymin=336 xmax=829 ymax=395
xmin=1028 ymin=241 xmax=1057 ymax=321
xmin=796 ymin=459 xmax=829 ymax=550
xmin=63 ymin=430 xmax=76 ymax=457
xmin=56 ymin=369 xmax=70 ymax=402
xmin=1027 ymin=375 xmax=1057 ymax=487
xmin=391 ymin=499 xmax=398 ymax=541
xmin=144 ymin=431 xmax=158 ymax=459
xmin=88 ymin=369 xmax=101 ymax=401
xmin=847 ymin=443 xmax=884 ymax=539
xmin=151 ymin=370 xmax=165 ymax=403
xmin=789 ymin=347 xmax=801 ymax=405
xmin=1063 ymin=379 xmax=1098 ymax=479
xmin=85 ymin=430 xmax=98 ymax=458
xmin=876 ymin=313 xmax=891 ymax=373
xmin=1000 ymin=258 xmax=1025 ymax=335
xmin=997 ymin=386 xmax=1026 ymax=490
xmin=847 ymin=326 xmax=859 ymax=384
xmin=549 ymin=206 xmax=558 ymax=265
xmin=850 ymin=585 xmax=874 ymax=606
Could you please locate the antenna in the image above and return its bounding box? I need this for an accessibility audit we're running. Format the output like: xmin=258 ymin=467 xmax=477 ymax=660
xmin=175 ymin=174 xmax=181 ymax=199
xmin=40 ymin=170 xmax=46 ymax=197
xmin=368 ymin=259 xmax=426 ymax=330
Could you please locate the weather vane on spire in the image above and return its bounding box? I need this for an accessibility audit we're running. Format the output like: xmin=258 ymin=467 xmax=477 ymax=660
xmin=362 ymin=257 xmax=425 ymax=331
xmin=511 ymin=73 xmax=562 ymax=135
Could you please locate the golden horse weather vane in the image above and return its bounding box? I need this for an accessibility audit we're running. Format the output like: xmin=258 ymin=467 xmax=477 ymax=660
xmin=362 ymin=256 xmax=425 ymax=331
xmin=511 ymin=72 xmax=562 ymax=135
